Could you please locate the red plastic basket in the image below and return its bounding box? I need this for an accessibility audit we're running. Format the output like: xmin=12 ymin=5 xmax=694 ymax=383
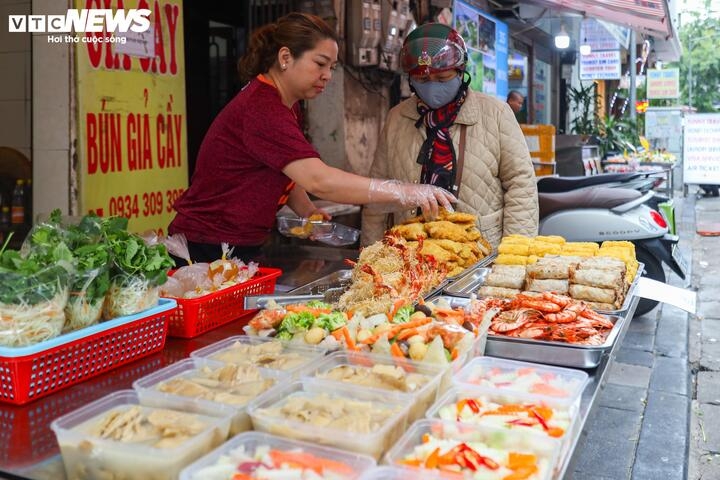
xmin=167 ymin=267 xmax=282 ymax=338
xmin=0 ymin=300 xmax=174 ymax=406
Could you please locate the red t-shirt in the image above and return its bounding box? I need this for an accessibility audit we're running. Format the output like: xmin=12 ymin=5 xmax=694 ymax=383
xmin=169 ymin=79 xmax=319 ymax=245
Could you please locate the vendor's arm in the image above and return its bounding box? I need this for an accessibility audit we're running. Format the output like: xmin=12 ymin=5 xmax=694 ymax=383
xmin=497 ymin=104 xmax=539 ymax=236
xmin=282 ymin=158 xmax=454 ymax=218
xmin=286 ymin=184 xmax=331 ymax=220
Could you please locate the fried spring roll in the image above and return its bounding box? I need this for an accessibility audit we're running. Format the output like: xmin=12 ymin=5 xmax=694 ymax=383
xmin=570 ymin=268 xmax=625 ymax=289
xmin=526 ymin=278 xmax=569 ymax=293
xmin=569 ymin=284 xmax=617 ymax=304
xmin=526 ymin=261 xmax=570 ymax=280
xmin=478 ymin=285 xmax=521 ymax=299
xmin=485 ymin=269 xmax=525 ymax=289
xmin=578 ymin=257 xmax=627 ymax=272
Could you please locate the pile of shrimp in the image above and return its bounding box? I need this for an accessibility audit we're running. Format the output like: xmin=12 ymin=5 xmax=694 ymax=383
xmin=480 ymin=291 xmax=615 ymax=345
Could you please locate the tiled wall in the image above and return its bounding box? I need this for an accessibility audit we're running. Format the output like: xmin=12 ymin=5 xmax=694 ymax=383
xmin=0 ymin=0 xmax=32 ymax=162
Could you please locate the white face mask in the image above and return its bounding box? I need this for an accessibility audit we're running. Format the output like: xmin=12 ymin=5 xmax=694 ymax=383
xmin=410 ymin=76 xmax=462 ymax=109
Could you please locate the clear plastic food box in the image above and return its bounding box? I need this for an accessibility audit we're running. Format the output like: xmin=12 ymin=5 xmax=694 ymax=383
xmin=247 ymin=378 xmax=410 ymax=460
xmin=302 ymin=351 xmax=446 ymax=422
xmin=133 ymin=358 xmax=285 ymax=435
xmin=425 ymin=385 xmax=579 ymax=466
xmin=277 ymin=217 xmax=360 ymax=246
xmin=190 ymin=335 xmax=327 ymax=378
xmin=50 ymin=390 xmax=230 ymax=480
xmin=358 ymin=466 xmax=446 ymax=480
xmin=384 ymin=419 xmax=560 ymax=480
xmin=179 ymin=431 xmax=376 ymax=480
xmin=453 ymin=356 xmax=589 ymax=412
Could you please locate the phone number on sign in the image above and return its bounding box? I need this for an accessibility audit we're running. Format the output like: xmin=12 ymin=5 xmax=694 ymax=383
xmin=108 ymin=189 xmax=185 ymax=218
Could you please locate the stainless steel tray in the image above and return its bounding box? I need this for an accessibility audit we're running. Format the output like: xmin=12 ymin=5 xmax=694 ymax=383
xmin=244 ymin=294 xmax=325 ymax=309
xmin=443 ymin=262 xmax=644 ymax=315
xmin=426 ymin=295 xmax=626 ymax=369
xmin=288 ymin=269 xmax=353 ymax=295
xmin=445 ymin=252 xmax=497 ymax=282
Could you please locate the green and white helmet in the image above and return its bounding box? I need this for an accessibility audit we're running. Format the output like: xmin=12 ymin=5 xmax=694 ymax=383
xmin=401 ymin=23 xmax=468 ymax=76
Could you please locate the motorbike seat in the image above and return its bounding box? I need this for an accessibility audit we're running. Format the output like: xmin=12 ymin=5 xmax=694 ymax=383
xmin=537 ymin=173 xmax=645 ymax=193
xmin=539 ymin=187 xmax=642 ymax=219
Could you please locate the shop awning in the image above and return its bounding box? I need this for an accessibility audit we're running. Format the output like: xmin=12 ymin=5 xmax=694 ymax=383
xmin=522 ymin=0 xmax=674 ymax=39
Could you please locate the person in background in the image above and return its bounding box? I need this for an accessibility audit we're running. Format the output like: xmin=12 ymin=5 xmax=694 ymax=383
xmin=169 ymin=13 xmax=454 ymax=264
xmin=506 ymin=90 xmax=525 ymax=114
xmin=361 ymin=23 xmax=538 ymax=247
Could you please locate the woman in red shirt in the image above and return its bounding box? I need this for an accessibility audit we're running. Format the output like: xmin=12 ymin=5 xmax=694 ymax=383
xmin=170 ymin=13 xmax=453 ymax=263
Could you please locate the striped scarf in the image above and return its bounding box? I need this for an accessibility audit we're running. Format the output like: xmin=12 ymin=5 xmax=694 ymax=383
xmin=415 ymin=79 xmax=469 ymax=193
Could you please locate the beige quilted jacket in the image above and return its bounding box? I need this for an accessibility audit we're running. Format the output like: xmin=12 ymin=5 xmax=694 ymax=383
xmin=361 ymin=90 xmax=539 ymax=247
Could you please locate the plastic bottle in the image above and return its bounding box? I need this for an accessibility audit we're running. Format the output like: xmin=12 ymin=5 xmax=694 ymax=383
xmin=11 ymin=179 xmax=25 ymax=225
xmin=0 ymin=206 xmax=9 ymax=227
xmin=24 ymin=178 xmax=32 ymax=225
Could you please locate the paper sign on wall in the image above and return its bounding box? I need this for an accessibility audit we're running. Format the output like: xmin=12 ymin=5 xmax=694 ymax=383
xmin=683 ymin=114 xmax=720 ymax=185
xmin=580 ymin=50 xmax=621 ymax=80
xmin=647 ymin=69 xmax=680 ymax=99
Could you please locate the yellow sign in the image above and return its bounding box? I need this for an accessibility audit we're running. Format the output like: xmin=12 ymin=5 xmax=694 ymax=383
xmin=75 ymin=0 xmax=187 ymax=235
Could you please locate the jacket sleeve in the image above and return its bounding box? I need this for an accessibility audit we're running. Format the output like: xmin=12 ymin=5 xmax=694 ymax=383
xmin=361 ymin=115 xmax=392 ymax=246
xmin=497 ymin=104 xmax=539 ymax=237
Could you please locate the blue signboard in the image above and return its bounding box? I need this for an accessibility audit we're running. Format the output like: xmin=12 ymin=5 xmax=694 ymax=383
xmin=452 ymin=0 xmax=509 ymax=100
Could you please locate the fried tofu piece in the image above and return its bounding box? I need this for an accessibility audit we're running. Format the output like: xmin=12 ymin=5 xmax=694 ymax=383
xmin=425 ymin=221 xmax=473 ymax=242
xmin=495 ymin=254 xmax=528 ymax=265
xmin=420 ymin=241 xmax=460 ymax=263
xmin=501 ymin=234 xmax=532 ymax=245
xmin=441 ymin=211 xmax=477 ymax=224
xmin=390 ymin=222 xmax=426 ymax=240
xmin=498 ymin=243 xmax=530 ymax=256
xmin=425 ymin=238 xmax=464 ymax=254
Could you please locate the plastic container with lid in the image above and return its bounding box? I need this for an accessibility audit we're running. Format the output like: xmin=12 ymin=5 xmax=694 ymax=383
xmin=50 ymin=390 xmax=231 ymax=480
xmin=453 ymin=356 xmax=588 ymax=412
xmin=133 ymin=358 xmax=285 ymax=435
xmin=303 ymin=350 xmax=445 ymax=422
xmin=358 ymin=466 xmax=445 ymax=480
xmin=384 ymin=419 xmax=560 ymax=480
xmin=179 ymin=431 xmax=376 ymax=480
xmin=425 ymin=385 xmax=579 ymax=466
xmin=247 ymin=378 xmax=410 ymax=460
xmin=190 ymin=335 xmax=327 ymax=378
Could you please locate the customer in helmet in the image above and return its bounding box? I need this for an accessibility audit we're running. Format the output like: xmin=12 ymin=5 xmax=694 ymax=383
xmin=361 ymin=23 xmax=538 ymax=247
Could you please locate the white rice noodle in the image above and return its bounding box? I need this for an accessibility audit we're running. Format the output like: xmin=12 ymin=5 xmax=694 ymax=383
xmin=0 ymin=289 xmax=68 ymax=347
xmin=103 ymin=276 xmax=159 ymax=320
xmin=64 ymin=295 xmax=104 ymax=332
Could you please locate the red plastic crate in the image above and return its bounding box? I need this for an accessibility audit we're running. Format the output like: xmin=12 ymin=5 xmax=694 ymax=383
xmin=167 ymin=267 xmax=282 ymax=338
xmin=0 ymin=300 xmax=174 ymax=406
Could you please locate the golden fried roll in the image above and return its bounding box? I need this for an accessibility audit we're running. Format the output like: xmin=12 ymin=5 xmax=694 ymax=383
xmin=569 ymin=284 xmax=617 ymax=304
xmin=501 ymin=235 xmax=531 ymax=245
xmin=498 ymin=243 xmax=530 ymax=256
xmin=570 ymin=268 xmax=625 ymax=289
xmin=442 ymin=211 xmax=477 ymax=224
xmin=529 ymin=242 xmax=562 ymax=256
xmin=526 ymin=261 xmax=570 ymax=280
xmin=478 ymin=285 xmax=521 ymax=299
xmin=424 ymin=221 xmax=474 ymax=242
xmin=585 ymin=301 xmax=617 ymax=312
xmin=579 ymin=256 xmax=627 ymax=272
xmin=495 ymin=254 xmax=528 ymax=265
xmin=526 ymin=278 xmax=570 ymax=294
xmin=534 ymin=235 xmax=566 ymax=244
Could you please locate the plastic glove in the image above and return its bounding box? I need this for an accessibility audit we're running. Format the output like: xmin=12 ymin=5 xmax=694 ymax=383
xmin=367 ymin=179 xmax=455 ymax=220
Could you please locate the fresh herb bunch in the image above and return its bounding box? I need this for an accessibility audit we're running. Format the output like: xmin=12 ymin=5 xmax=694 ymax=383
xmin=107 ymin=231 xmax=174 ymax=286
xmin=0 ymin=236 xmax=74 ymax=306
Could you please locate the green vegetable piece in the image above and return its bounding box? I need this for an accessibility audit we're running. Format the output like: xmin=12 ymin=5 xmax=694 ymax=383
xmin=393 ymin=305 xmax=414 ymax=323
xmin=314 ymin=311 xmax=347 ymax=331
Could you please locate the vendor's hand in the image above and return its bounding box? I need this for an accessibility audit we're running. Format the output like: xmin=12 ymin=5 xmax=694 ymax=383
xmin=307 ymin=208 xmax=331 ymax=221
xmin=367 ymin=179 xmax=455 ymax=220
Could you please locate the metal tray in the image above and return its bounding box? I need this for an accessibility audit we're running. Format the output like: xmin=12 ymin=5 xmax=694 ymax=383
xmin=444 ymin=252 xmax=497 ymax=282
xmin=426 ymin=295 xmax=626 ymax=369
xmin=287 ymin=270 xmax=353 ymax=295
xmin=443 ymin=262 xmax=645 ymax=315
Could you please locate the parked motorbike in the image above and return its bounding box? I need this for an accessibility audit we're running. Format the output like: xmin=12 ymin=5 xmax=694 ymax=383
xmin=537 ymin=185 xmax=687 ymax=316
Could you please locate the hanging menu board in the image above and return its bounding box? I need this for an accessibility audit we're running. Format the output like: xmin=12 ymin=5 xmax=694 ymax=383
xmin=453 ymin=0 xmax=508 ymax=100
xmin=580 ymin=50 xmax=622 ymax=80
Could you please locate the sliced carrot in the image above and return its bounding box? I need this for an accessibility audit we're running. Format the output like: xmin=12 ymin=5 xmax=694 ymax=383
xmin=340 ymin=326 xmax=356 ymax=350
xmin=396 ymin=328 xmax=419 ymax=341
xmin=547 ymin=426 xmax=565 ymax=437
xmin=507 ymin=452 xmax=537 ymax=470
xmin=530 ymin=383 xmax=567 ymax=397
xmin=346 ymin=309 xmax=355 ymax=319
xmin=389 ymin=298 xmax=407 ymax=321
xmin=531 ymin=405 xmax=553 ymax=421
xmin=424 ymin=447 xmax=441 ymax=469
xmin=399 ymin=458 xmax=422 ymax=467
xmin=231 ymin=474 xmax=253 ymax=480
xmin=390 ymin=342 xmax=405 ymax=358
xmin=268 ymin=450 xmax=354 ymax=475
xmin=517 ymin=367 xmax=536 ymax=376
xmin=422 ymin=433 xmax=431 ymax=443
xmin=503 ymin=465 xmax=538 ymax=480
xmin=451 ymin=347 xmax=459 ymax=361
xmin=396 ymin=316 xmax=432 ymax=330
xmin=331 ymin=329 xmax=345 ymax=341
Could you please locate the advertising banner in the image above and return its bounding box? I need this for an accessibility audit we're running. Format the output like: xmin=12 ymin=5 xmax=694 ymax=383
xmin=580 ymin=50 xmax=622 ymax=80
xmin=683 ymin=114 xmax=720 ymax=185
xmin=453 ymin=0 xmax=509 ymax=100
xmin=75 ymin=0 xmax=188 ymax=234
xmin=647 ymin=68 xmax=680 ymax=99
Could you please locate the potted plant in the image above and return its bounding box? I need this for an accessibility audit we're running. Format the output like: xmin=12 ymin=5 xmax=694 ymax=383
xmin=595 ymin=115 xmax=640 ymax=159
xmin=567 ymin=81 xmax=599 ymax=142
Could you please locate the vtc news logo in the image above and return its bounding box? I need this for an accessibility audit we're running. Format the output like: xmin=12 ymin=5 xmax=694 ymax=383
xmin=8 ymin=9 xmax=151 ymax=33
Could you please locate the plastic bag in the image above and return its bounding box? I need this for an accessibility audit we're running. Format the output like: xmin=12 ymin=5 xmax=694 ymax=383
xmin=161 ymin=233 xmax=192 ymax=266
xmin=159 ymin=263 xmax=213 ymax=298
xmin=64 ymin=265 xmax=109 ymax=332
xmin=103 ymin=274 xmax=159 ymax=319
xmin=0 ymin=260 xmax=74 ymax=347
